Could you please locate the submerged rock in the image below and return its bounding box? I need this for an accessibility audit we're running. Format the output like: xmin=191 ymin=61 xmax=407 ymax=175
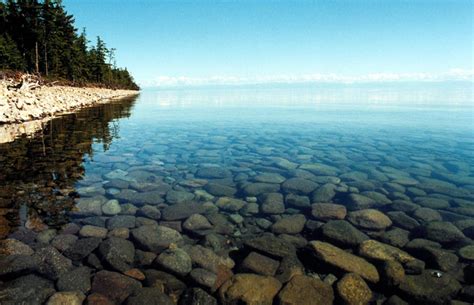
xmin=275 ymin=255 xmax=304 ymax=284
xmin=91 ymin=270 xmax=142 ymax=304
xmin=34 ymin=246 xmax=73 ymax=280
xmin=243 ymin=183 xmax=280 ymax=196
xmin=179 ymin=288 xmax=218 ymax=305
xmin=0 ymin=274 xmax=55 ymax=305
xmin=196 ymin=166 xmax=232 ymax=179
xmin=260 ymin=192 xmax=285 ymax=214
xmin=56 ymin=266 xmax=91 ymax=293
xmin=254 ymin=173 xmax=286 ymax=184
xmin=51 ymin=234 xmax=78 ymax=252
xmin=216 ymin=197 xmax=246 ymax=212
xmin=184 ymin=244 xmax=235 ymax=273
xmin=101 ymin=199 xmax=122 ymax=215
xmin=155 ymin=248 xmax=192 ymax=276
xmin=309 ymin=241 xmax=379 ymax=283
xmin=161 ymin=203 xmax=209 ymax=221
xmin=321 ymin=220 xmax=369 ymax=247
xmin=125 ymin=287 xmax=174 ymax=305
xmin=277 ymin=275 xmax=334 ymax=305
xmin=348 ymin=209 xmax=392 ymax=230
xmin=219 ymin=273 xmax=282 ymax=305
xmin=189 ymin=268 xmax=218 ymax=290
xmin=382 ymin=260 xmax=405 ymax=287
xmin=346 ymin=193 xmax=376 ymax=210
xmin=459 ymin=245 xmax=474 ymax=261
xmin=106 ymin=215 xmax=136 ymax=229
xmin=281 ymin=178 xmax=318 ymax=195
xmin=311 ymin=203 xmax=347 ymax=220
xmin=64 ymin=237 xmax=102 ymax=261
xmin=46 ymin=291 xmax=85 ymax=305
xmin=73 ymin=196 xmax=106 ymax=216
xmin=412 ymin=207 xmax=442 ymax=222
xmin=98 ymin=237 xmax=135 ymax=272
xmin=79 ymin=225 xmax=108 ymax=238
xmin=311 ymin=183 xmax=337 ymax=203
xmin=271 ymin=214 xmax=306 ymax=234
xmin=166 ymin=190 xmax=195 ymax=204
xmin=285 ymin=194 xmax=311 ymax=209
xmin=336 ymin=273 xmax=372 ymax=305
xmin=143 ymin=269 xmax=187 ymax=297
xmin=0 ymin=254 xmax=41 ymax=278
xmin=358 ymin=239 xmax=416 ymax=264
xmin=399 ymin=270 xmax=462 ymax=305
xmin=245 ymin=234 xmax=296 ymax=258
xmin=183 ymin=214 xmax=213 ymax=231
xmin=205 ymin=183 xmax=237 ymax=197
xmin=420 ymin=221 xmax=466 ymax=244
xmin=408 ymin=244 xmax=457 ymax=272
xmin=240 ymin=252 xmax=280 ymax=276
xmin=0 ymin=238 xmax=34 ymax=256
xmin=386 ymin=211 xmax=420 ymax=230
xmin=131 ymin=225 xmax=183 ymax=252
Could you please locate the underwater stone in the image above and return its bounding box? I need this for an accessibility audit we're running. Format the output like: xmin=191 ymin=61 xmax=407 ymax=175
xmin=271 ymin=214 xmax=306 ymax=234
xmin=420 ymin=221 xmax=466 ymax=244
xmin=281 ymin=178 xmax=318 ymax=195
xmin=348 ymin=209 xmax=392 ymax=230
xmin=219 ymin=273 xmax=282 ymax=305
xmin=321 ymin=220 xmax=369 ymax=247
xmin=155 ymin=248 xmax=192 ymax=276
xmin=241 ymin=252 xmax=280 ymax=276
xmin=243 ymin=183 xmax=280 ymax=196
xmin=309 ymin=241 xmax=379 ymax=283
xmin=101 ymin=199 xmax=121 ymax=215
xmin=278 ymin=275 xmax=334 ymax=305
xmin=183 ymin=214 xmax=213 ymax=231
xmin=399 ymin=270 xmax=462 ymax=305
xmin=91 ymin=270 xmax=142 ymax=305
xmin=131 ymin=225 xmax=183 ymax=252
xmin=336 ymin=273 xmax=372 ymax=305
xmin=311 ymin=203 xmax=347 ymax=220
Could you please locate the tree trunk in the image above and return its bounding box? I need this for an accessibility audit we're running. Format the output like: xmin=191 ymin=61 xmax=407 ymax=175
xmin=35 ymin=42 xmax=39 ymax=74
xmin=44 ymin=42 xmax=48 ymax=76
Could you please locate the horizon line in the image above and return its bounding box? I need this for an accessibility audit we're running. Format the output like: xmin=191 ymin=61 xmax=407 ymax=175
xmin=139 ymin=69 xmax=474 ymax=88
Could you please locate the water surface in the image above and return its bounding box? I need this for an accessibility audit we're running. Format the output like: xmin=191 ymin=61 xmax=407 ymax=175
xmin=0 ymin=84 xmax=473 ymax=304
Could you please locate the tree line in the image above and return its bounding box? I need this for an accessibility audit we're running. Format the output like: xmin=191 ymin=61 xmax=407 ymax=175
xmin=0 ymin=0 xmax=139 ymax=90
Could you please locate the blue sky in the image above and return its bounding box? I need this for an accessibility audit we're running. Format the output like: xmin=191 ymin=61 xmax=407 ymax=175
xmin=63 ymin=0 xmax=473 ymax=86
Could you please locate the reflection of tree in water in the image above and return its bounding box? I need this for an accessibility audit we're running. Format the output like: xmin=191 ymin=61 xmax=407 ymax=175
xmin=0 ymin=96 xmax=137 ymax=238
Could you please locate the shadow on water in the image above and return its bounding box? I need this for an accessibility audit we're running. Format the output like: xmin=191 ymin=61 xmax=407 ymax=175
xmin=0 ymin=96 xmax=138 ymax=238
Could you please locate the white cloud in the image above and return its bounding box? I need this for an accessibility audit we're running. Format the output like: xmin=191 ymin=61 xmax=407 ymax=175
xmin=140 ymin=69 xmax=474 ymax=87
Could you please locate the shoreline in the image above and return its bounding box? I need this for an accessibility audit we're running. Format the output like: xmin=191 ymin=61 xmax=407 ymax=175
xmin=0 ymin=80 xmax=139 ymax=144
xmin=0 ymin=79 xmax=139 ymax=125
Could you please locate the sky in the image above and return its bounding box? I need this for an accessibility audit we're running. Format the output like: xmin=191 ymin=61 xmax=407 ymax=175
xmin=63 ymin=0 xmax=473 ymax=87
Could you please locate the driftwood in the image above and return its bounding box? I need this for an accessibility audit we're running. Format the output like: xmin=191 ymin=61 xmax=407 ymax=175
xmin=7 ymin=73 xmax=42 ymax=91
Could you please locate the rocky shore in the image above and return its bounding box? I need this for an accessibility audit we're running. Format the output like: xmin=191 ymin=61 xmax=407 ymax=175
xmin=0 ymin=79 xmax=139 ymax=125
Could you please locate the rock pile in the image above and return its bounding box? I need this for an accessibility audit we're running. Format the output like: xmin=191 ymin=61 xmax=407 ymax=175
xmin=0 ymin=79 xmax=138 ymax=124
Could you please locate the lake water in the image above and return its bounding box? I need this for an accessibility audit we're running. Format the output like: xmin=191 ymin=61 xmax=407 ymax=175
xmin=0 ymin=84 xmax=473 ymax=305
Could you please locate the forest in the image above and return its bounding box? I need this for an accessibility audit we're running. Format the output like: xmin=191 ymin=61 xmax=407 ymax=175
xmin=0 ymin=0 xmax=139 ymax=90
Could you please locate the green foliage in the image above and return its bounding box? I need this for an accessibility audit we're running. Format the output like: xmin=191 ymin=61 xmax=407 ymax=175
xmin=0 ymin=0 xmax=139 ymax=90
xmin=0 ymin=34 xmax=25 ymax=69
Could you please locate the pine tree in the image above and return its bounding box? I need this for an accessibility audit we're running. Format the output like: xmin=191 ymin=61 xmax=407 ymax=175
xmin=0 ymin=0 xmax=139 ymax=89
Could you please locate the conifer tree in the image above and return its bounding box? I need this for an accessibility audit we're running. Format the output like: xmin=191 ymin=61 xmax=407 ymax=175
xmin=0 ymin=0 xmax=138 ymax=89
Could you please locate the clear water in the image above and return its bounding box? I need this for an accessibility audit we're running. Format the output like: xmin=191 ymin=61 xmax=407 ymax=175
xmin=0 ymin=84 xmax=473 ymax=304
